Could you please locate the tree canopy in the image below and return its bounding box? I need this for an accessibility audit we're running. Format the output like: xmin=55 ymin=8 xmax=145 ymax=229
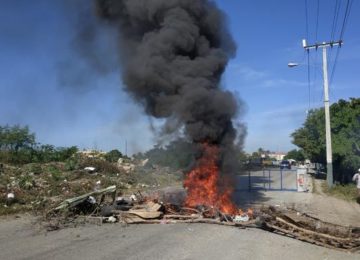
xmin=105 ymin=149 xmax=123 ymax=162
xmin=135 ymin=139 xmax=195 ymax=170
xmin=0 ymin=125 xmax=78 ymax=164
xmin=284 ymin=149 xmax=305 ymax=162
xmin=291 ymin=98 xmax=360 ymax=182
xmin=0 ymin=125 xmax=35 ymax=151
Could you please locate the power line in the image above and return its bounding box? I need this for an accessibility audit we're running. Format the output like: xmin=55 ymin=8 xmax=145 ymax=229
xmin=328 ymin=0 xmax=341 ymax=80
xmin=313 ymin=0 xmax=320 ymax=107
xmin=315 ymin=0 xmax=320 ymax=43
xmin=305 ymin=0 xmax=309 ymax=40
xmin=339 ymin=0 xmax=353 ymax=40
xmin=330 ymin=0 xmax=341 ymax=42
xmin=330 ymin=0 xmax=353 ymax=87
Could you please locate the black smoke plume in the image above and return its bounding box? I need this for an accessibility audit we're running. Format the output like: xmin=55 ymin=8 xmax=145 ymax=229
xmin=95 ymin=0 xmax=245 ymax=173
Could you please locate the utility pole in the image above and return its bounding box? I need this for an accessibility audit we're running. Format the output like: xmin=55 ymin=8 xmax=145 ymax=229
xmin=302 ymin=39 xmax=343 ymax=188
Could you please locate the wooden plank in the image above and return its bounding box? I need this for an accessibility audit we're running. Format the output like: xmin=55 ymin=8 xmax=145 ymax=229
xmin=54 ymin=186 xmax=116 ymax=210
xmin=164 ymin=214 xmax=201 ymax=219
xmin=127 ymin=210 xmax=162 ymax=219
xmin=275 ymin=217 xmax=354 ymax=242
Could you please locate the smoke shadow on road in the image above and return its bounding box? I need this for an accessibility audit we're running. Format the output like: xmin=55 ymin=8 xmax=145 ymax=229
xmin=233 ymin=172 xmax=272 ymax=209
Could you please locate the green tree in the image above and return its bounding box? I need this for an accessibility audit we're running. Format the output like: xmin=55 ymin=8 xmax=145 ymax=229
xmin=291 ymin=98 xmax=360 ymax=182
xmin=285 ymin=149 xmax=305 ymax=161
xmin=105 ymin=149 xmax=123 ymax=162
xmin=0 ymin=125 xmax=35 ymax=151
xmin=0 ymin=124 xmax=78 ymax=164
xmin=142 ymin=140 xmax=195 ymax=170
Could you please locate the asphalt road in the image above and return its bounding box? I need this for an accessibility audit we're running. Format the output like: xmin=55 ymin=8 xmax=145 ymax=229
xmin=236 ymin=168 xmax=298 ymax=192
xmin=0 ymin=216 xmax=358 ymax=260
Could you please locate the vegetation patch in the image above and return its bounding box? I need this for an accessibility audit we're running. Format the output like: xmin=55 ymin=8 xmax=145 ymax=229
xmin=322 ymin=182 xmax=358 ymax=202
xmin=291 ymin=98 xmax=360 ymax=183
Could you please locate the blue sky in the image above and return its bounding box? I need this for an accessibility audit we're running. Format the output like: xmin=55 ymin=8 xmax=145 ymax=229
xmin=1 ymin=0 xmax=359 ymax=155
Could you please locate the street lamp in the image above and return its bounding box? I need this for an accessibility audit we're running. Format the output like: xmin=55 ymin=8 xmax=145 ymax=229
xmin=287 ymin=62 xmax=299 ymax=68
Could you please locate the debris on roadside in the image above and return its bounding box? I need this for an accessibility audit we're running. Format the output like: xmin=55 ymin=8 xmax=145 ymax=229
xmin=117 ymin=158 xmax=135 ymax=173
xmin=84 ymin=167 xmax=96 ymax=174
xmin=45 ymin=186 xmax=360 ymax=252
xmin=234 ymin=214 xmax=250 ymax=222
xmin=7 ymin=192 xmax=15 ymax=200
xmin=0 ymin=157 xmax=182 ymax=216
xmin=53 ymin=185 xmax=116 ymax=211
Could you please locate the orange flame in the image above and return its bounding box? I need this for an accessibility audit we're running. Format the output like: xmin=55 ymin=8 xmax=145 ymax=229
xmin=183 ymin=143 xmax=237 ymax=215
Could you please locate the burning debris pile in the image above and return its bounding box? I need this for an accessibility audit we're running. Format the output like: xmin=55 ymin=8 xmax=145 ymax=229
xmin=183 ymin=143 xmax=237 ymax=215
xmin=47 ymin=186 xmax=360 ymax=252
xmin=46 ymin=185 xmax=255 ymax=230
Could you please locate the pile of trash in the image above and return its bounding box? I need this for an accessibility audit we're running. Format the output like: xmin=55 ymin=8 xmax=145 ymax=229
xmin=46 ymin=185 xmax=360 ymax=252
xmin=46 ymin=185 xmax=255 ymax=230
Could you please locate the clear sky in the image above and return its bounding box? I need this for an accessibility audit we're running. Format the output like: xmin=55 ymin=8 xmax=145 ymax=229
xmin=1 ymin=0 xmax=359 ymax=155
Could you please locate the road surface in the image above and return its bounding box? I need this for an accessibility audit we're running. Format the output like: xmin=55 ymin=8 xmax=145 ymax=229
xmin=0 ymin=215 xmax=358 ymax=260
xmin=236 ymin=168 xmax=298 ymax=191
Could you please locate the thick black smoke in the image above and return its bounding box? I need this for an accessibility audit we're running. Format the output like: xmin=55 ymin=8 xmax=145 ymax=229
xmin=95 ymin=0 xmax=245 ymax=172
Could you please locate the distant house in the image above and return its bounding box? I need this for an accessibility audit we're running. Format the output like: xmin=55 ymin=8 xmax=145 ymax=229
xmin=268 ymin=152 xmax=286 ymax=161
xmin=78 ymin=149 xmax=106 ymax=158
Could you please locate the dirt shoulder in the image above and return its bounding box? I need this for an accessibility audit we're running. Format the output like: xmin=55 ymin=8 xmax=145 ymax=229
xmin=235 ymin=174 xmax=360 ymax=227
xmin=308 ymin=178 xmax=360 ymax=226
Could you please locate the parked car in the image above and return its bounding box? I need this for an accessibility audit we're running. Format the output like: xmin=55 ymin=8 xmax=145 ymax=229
xmin=280 ymin=160 xmax=291 ymax=169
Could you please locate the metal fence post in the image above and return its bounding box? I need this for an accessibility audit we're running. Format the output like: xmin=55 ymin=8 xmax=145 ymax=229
xmin=268 ymin=170 xmax=271 ymax=190
xmin=280 ymin=169 xmax=283 ymax=190
xmin=263 ymin=170 xmax=266 ymax=191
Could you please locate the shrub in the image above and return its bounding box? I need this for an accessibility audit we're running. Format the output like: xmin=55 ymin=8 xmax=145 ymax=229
xmin=64 ymin=157 xmax=80 ymax=171
xmin=47 ymin=165 xmax=64 ymax=182
xmin=104 ymin=149 xmax=123 ymax=163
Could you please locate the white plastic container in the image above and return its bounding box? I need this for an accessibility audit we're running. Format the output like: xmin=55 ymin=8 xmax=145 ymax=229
xmin=297 ymin=168 xmax=307 ymax=192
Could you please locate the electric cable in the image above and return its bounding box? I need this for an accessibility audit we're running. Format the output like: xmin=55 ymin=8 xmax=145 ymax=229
xmin=330 ymin=0 xmax=340 ymax=42
xmin=315 ymin=0 xmax=320 ymax=43
xmin=305 ymin=0 xmax=309 ymax=40
xmin=330 ymin=0 xmax=353 ymax=87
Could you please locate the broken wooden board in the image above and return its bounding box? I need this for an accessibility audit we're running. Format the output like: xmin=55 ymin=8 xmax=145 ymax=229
xmin=119 ymin=213 xmax=147 ymax=224
xmin=127 ymin=210 xmax=162 ymax=219
xmin=54 ymin=185 xmax=116 ymax=211
xmin=125 ymin=201 xmax=163 ymax=219
xmin=259 ymin=207 xmax=360 ymax=251
xmin=130 ymin=201 xmax=163 ymax=212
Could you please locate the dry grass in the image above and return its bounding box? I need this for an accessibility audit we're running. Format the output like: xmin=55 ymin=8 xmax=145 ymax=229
xmin=322 ymin=182 xmax=358 ymax=202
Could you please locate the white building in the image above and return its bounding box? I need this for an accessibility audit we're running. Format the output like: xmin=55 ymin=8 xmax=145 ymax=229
xmin=268 ymin=152 xmax=286 ymax=161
